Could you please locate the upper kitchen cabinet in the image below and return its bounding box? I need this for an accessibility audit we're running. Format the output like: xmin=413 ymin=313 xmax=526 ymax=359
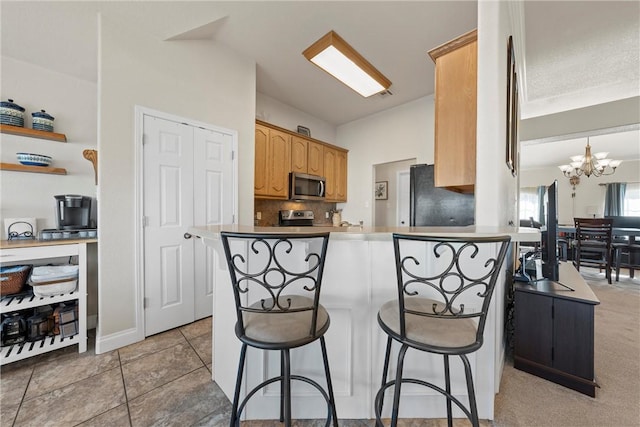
xmin=291 ymin=136 xmax=308 ymax=173
xmin=254 ymin=123 xmax=291 ymax=199
xmin=323 ymin=146 xmax=348 ymax=203
xmin=291 ymin=136 xmax=324 ymax=176
xmin=428 ymin=29 xmax=477 ymax=194
xmin=307 ymin=141 xmax=324 ymax=176
xmin=255 ymin=120 xmax=348 ymax=202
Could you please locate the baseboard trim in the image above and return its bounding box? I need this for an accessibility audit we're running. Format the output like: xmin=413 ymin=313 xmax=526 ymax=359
xmin=95 ymin=327 xmax=143 ymax=354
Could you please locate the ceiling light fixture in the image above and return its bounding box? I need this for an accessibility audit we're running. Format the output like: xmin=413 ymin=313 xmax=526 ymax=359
xmin=558 ymin=138 xmax=622 ymax=178
xmin=303 ymin=30 xmax=391 ymax=97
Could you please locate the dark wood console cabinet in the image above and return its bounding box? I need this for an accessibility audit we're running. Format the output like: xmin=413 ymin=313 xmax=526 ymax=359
xmin=514 ymin=262 xmax=600 ymax=396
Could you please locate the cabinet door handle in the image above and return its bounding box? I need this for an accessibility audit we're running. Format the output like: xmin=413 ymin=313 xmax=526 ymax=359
xmin=184 ymin=233 xmax=192 ymax=240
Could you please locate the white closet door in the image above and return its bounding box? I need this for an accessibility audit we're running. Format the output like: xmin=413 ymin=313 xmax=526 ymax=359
xmin=193 ymin=127 xmax=234 ymax=320
xmin=143 ymin=115 xmax=196 ymax=336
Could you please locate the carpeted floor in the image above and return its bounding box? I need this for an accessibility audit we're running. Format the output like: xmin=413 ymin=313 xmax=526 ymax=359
xmin=494 ymin=268 xmax=640 ymax=427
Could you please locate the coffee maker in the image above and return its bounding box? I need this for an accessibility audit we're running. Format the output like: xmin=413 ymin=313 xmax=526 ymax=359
xmin=54 ymin=195 xmax=92 ymax=230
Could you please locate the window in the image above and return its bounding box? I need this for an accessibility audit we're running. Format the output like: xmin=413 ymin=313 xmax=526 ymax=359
xmin=520 ymin=187 xmax=539 ymax=221
xmin=624 ymin=183 xmax=640 ymax=216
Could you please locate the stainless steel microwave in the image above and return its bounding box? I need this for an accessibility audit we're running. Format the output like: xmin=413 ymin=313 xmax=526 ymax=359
xmin=289 ymin=172 xmax=326 ymax=200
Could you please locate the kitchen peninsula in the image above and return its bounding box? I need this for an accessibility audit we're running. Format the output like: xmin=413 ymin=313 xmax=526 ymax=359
xmin=189 ymin=224 xmax=538 ymax=420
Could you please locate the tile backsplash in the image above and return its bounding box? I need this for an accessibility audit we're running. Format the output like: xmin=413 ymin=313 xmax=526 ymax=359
xmin=254 ymin=199 xmax=336 ymax=226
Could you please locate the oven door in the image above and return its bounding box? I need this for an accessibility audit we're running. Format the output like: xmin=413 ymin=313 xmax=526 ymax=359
xmin=290 ymin=172 xmax=325 ymax=200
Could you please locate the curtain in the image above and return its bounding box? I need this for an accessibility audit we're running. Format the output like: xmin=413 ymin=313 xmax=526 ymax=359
xmin=537 ymin=185 xmax=546 ymax=224
xmin=604 ymin=183 xmax=627 ymax=216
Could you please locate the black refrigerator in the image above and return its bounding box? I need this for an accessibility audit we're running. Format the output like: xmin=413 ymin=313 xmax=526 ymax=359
xmin=409 ymin=164 xmax=475 ymax=226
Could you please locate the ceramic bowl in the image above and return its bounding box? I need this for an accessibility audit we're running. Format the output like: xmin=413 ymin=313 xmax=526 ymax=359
xmin=16 ymin=152 xmax=52 ymax=167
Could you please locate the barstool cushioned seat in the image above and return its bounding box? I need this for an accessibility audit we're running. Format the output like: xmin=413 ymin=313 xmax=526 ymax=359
xmin=243 ymin=296 xmax=329 ymax=344
xmin=378 ymin=298 xmax=477 ymax=349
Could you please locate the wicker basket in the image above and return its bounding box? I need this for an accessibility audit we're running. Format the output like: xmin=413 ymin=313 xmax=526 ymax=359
xmin=0 ymin=265 xmax=32 ymax=296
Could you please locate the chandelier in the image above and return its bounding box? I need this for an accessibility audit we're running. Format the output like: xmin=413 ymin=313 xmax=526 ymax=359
xmin=558 ymin=138 xmax=622 ymax=178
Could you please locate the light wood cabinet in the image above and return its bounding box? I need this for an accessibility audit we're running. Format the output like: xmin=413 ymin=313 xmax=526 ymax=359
xmin=308 ymin=141 xmax=324 ymax=176
xmin=254 ymin=123 xmax=291 ymax=199
xmin=291 ymin=137 xmax=325 ymax=177
xmin=428 ymin=29 xmax=477 ymax=194
xmin=323 ymin=146 xmax=348 ymax=202
xmin=255 ymin=120 xmax=347 ymax=201
xmin=335 ymin=149 xmax=348 ymax=201
xmin=291 ymin=136 xmax=308 ymax=173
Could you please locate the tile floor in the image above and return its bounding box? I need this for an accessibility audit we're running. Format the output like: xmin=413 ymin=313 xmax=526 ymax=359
xmin=1 ymin=317 xmax=489 ymax=427
xmin=1 ymin=317 xmax=232 ymax=426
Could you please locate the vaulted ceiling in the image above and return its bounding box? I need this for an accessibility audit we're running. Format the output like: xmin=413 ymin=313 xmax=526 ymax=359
xmin=2 ymin=1 xmax=638 ymax=168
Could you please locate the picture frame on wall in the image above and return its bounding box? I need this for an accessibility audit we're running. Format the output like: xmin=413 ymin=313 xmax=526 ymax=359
xmin=506 ymin=35 xmax=518 ymax=177
xmin=375 ymin=181 xmax=388 ymax=200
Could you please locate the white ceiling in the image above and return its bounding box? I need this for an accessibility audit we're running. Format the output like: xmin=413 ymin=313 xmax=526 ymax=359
xmin=1 ymin=1 xmax=639 ymax=168
xmin=520 ymin=127 xmax=640 ymax=171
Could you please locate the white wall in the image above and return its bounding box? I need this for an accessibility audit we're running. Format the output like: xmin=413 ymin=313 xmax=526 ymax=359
xmin=337 ymin=96 xmax=434 ymax=226
xmin=97 ymin=16 xmax=255 ymax=347
xmin=520 ymin=160 xmax=640 ymax=224
xmin=338 ymin=1 xmax=518 ymax=230
xmin=256 ymin=92 xmax=336 ymax=144
xmin=1 ymin=56 xmax=100 ymax=327
xmin=374 ymin=159 xmax=416 ymax=226
xmin=476 ymin=1 xmax=518 ymax=227
xmin=1 ymin=56 xmax=97 ymax=234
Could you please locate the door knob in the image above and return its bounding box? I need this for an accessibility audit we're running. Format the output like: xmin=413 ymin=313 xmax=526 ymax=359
xmin=184 ymin=232 xmax=192 ymax=239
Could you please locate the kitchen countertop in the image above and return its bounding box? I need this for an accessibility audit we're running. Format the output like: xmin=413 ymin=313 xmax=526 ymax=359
xmin=1 ymin=238 xmax=98 ymax=249
xmin=189 ymin=224 xmax=540 ymax=242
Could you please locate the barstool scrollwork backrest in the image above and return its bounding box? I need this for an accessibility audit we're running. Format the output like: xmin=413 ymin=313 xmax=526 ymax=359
xmin=221 ymin=231 xmax=330 ymax=341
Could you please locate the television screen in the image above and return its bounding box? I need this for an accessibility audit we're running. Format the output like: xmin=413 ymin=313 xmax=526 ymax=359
xmin=541 ymin=180 xmax=559 ymax=281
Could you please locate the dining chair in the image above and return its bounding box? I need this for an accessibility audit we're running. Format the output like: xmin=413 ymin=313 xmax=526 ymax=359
xmin=220 ymin=231 xmax=338 ymax=427
xmin=374 ymin=233 xmax=511 ymax=427
xmin=613 ymin=240 xmax=640 ymax=281
xmin=573 ymin=218 xmax=614 ymax=284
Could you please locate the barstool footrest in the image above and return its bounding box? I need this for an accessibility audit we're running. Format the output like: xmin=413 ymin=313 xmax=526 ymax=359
xmin=235 ymin=374 xmax=334 ymax=427
xmin=374 ymin=377 xmax=474 ymax=424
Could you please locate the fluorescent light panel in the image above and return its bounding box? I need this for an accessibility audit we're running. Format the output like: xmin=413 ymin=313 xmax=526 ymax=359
xmin=303 ymin=31 xmax=391 ymax=97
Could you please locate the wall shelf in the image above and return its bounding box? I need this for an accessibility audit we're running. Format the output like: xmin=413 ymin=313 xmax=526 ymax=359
xmin=0 ymin=124 xmax=67 ymax=142
xmin=0 ymin=162 xmax=67 ymax=175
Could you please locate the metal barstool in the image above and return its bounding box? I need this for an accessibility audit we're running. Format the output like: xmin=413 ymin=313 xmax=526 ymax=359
xmin=374 ymin=234 xmax=511 ymax=427
xmin=220 ymin=231 xmax=338 ymax=427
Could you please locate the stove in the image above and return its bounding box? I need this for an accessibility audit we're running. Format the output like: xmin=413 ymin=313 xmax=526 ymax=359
xmin=279 ymin=210 xmax=314 ymax=227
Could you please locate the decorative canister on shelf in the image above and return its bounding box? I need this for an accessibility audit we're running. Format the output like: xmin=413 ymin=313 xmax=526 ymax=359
xmin=32 ymin=109 xmax=55 ymax=132
xmin=0 ymin=99 xmax=25 ymax=127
